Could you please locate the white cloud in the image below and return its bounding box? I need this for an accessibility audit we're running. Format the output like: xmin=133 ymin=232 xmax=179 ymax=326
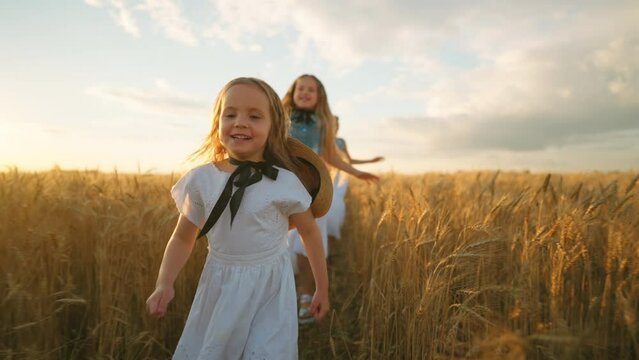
xmin=203 ymin=0 xmax=292 ymax=51
xmin=110 ymin=0 xmax=141 ymax=37
xmin=593 ymin=38 xmax=639 ymax=104
xmin=327 ymin=2 xmax=639 ymax=163
xmin=84 ymin=0 xmax=197 ymax=45
xmin=86 ymin=0 xmax=140 ymax=37
xmin=405 ymin=35 xmax=639 ymax=150
xmin=84 ymin=0 xmax=104 ymax=7
xmin=142 ymin=0 xmax=199 ymax=46
xmin=85 ymin=81 xmax=209 ymax=117
xmin=79 ymin=0 xmax=639 ymax=171
xmin=154 ymin=78 xmax=171 ymax=91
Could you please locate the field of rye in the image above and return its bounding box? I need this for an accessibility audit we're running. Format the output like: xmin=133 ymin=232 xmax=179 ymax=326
xmin=1 ymin=168 xmax=638 ymax=359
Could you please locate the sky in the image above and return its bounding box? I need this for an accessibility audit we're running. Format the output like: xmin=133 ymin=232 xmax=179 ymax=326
xmin=1 ymin=0 xmax=638 ymax=174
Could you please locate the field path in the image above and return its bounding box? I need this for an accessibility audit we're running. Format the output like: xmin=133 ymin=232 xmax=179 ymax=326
xmin=298 ymin=234 xmax=362 ymax=359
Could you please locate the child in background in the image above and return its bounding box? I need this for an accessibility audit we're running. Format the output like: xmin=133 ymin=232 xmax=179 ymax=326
xmin=146 ymin=77 xmax=329 ymax=359
xmin=326 ymin=116 xmax=384 ymax=253
xmin=282 ymin=74 xmax=378 ymax=324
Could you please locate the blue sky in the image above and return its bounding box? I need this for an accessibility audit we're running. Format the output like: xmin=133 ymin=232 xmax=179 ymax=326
xmin=1 ymin=0 xmax=638 ymax=173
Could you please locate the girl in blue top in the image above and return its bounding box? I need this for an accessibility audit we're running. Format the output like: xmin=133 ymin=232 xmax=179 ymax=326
xmin=282 ymin=74 xmax=378 ymax=324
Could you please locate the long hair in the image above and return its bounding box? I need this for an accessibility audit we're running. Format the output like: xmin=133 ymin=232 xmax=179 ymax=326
xmin=282 ymin=74 xmax=337 ymax=160
xmin=190 ymin=77 xmax=299 ymax=172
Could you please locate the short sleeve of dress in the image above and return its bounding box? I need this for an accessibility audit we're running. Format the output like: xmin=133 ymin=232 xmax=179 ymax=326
xmin=278 ymin=171 xmax=312 ymax=217
xmin=170 ymin=169 xmax=205 ymax=228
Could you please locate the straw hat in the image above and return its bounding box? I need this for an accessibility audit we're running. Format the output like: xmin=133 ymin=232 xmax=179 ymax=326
xmin=287 ymin=137 xmax=333 ymax=218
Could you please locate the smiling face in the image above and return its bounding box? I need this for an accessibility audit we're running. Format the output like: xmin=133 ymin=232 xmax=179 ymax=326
xmin=219 ymin=83 xmax=272 ymax=162
xmin=293 ymin=76 xmax=319 ymax=110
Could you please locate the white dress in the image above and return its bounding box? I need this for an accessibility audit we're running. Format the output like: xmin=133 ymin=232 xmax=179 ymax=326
xmin=170 ymin=163 xmax=311 ymax=360
xmin=326 ymin=169 xmax=349 ymax=240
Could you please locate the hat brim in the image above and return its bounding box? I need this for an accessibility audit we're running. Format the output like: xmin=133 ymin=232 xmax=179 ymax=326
xmin=286 ymin=137 xmax=333 ymax=218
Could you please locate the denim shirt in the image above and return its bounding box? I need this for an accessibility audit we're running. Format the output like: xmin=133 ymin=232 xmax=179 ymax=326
xmin=290 ymin=112 xmax=322 ymax=154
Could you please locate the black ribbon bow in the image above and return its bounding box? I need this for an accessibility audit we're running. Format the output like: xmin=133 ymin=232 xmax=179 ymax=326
xmin=197 ymin=158 xmax=279 ymax=239
xmin=291 ymin=109 xmax=316 ymax=125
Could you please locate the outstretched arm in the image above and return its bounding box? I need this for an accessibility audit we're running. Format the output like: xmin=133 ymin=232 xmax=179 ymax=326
xmin=341 ymin=142 xmax=384 ymax=165
xmin=323 ymin=144 xmax=379 ymax=183
xmin=146 ymin=215 xmax=198 ymax=317
xmin=350 ymin=156 xmax=385 ymax=164
xmin=290 ymin=209 xmax=330 ymax=321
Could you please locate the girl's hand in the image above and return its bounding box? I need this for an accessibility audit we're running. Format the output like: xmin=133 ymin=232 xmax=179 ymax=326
xmin=310 ymin=290 xmax=330 ymax=321
xmin=356 ymin=170 xmax=379 ymax=183
xmin=146 ymin=286 xmax=175 ymax=318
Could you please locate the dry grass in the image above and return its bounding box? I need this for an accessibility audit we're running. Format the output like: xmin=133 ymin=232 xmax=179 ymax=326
xmin=343 ymin=171 xmax=639 ymax=359
xmin=0 ymin=168 xmax=204 ymax=359
xmin=1 ymin=168 xmax=637 ymax=359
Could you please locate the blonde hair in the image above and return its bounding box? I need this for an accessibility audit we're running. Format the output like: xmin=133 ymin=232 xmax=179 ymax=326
xmin=191 ymin=77 xmax=299 ymax=171
xmin=333 ymin=115 xmax=349 ymax=162
xmin=282 ymin=74 xmax=337 ymax=159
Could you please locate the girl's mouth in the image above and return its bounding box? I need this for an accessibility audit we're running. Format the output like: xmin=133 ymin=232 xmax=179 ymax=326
xmin=231 ymin=134 xmax=252 ymax=140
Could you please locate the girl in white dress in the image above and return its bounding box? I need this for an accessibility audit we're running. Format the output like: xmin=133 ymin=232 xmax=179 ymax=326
xmin=146 ymin=77 xmax=330 ymax=359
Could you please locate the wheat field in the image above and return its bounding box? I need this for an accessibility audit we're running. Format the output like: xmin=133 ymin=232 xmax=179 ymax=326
xmin=1 ymin=168 xmax=637 ymax=359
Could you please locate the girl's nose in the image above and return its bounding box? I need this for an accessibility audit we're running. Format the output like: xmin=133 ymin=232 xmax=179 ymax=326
xmin=233 ymin=115 xmax=248 ymax=128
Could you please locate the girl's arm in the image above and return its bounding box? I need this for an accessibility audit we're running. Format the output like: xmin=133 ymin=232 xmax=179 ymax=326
xmin=350 ymin=156 xmax=385 ymax=164
xmin=341 ymin=142 xmax=384 ymax=165
xmin=290 ymin=209 xmax=330 ymax=321
xmin=322 ymin=118 xmax=378 ymax=182
xmin=323 ymin=144 xmax=379 ymax=182
xmin=146 ymin=214 xmax=199 ymax=317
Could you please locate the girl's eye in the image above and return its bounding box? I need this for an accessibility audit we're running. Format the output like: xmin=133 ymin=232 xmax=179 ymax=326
xmin=250 ymin=114 xmax=262 ymax=120
xmin=223 ymin=113 xmax=236 ymax=119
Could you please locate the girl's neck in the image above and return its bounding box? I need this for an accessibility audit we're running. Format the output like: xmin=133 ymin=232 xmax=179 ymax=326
xmin=213 ymin=160 xmax=235 ymax=173
xmin=295 ymin=106 xmax=316 ymax=112
xmin=233 ymin=155 xmax=263 ymax=161
xmin=214 ymin=156 xmax=266 ymax=173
